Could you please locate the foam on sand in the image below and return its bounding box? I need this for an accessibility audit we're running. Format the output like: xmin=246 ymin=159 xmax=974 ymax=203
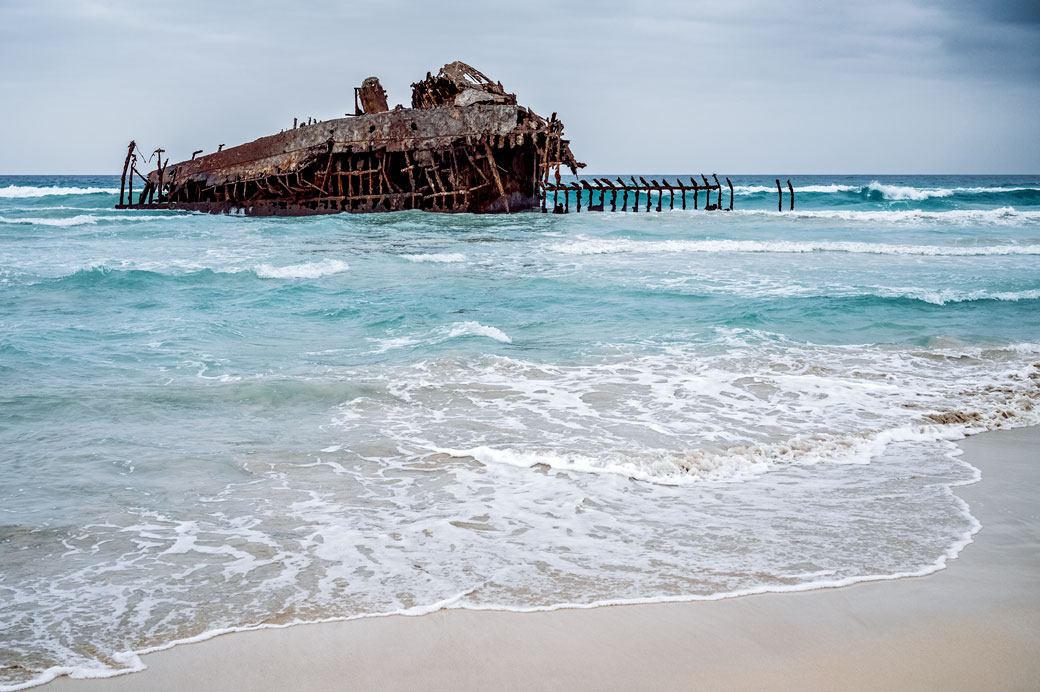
xmin=54 ymin=428 xmax=1037 ymax=692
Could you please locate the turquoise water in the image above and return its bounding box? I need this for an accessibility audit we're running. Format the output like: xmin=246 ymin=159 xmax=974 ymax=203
xmin=1 ymin=175 xmax=1039 ymax=688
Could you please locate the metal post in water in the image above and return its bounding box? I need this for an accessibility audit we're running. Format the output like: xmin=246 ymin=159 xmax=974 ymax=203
xmin=787 ymin=179 xmax=794 ymax=211
xmin=776 ymin=179 xmax=782 ymax=212
xmin=600 ymin=179 xmax=618 ymax=211
xmin=119 ymin=141 xmax=134 ymax=206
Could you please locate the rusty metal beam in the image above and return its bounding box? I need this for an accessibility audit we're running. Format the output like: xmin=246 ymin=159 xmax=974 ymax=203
xmin=119 ymin=141 xmax=134 ymax=206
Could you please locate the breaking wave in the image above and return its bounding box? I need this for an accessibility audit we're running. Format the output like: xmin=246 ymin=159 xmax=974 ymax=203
xmin=863 ymin=182 xmax=1040 ymax=201
xmin=446 ymin=321 xmax=512 ymax=343
xmin=252 ymin=259 xmax=350 ymax=279
xmin=30 ymin=262 xmax=352 ymax=288
xmin=1 ymin=215 xmax=115 ymax=227
xmin=0 ymin=214 xmax=184 ymax=227
xmin=550 ymin=236 xmax=1040 ymax=256
xmin=882 ymin=287 xmax=1040 ymax=305
xmin=733 ymin=184 xmax=859 ymax=194
xmin=731 ymin=181 xmax=1040 ymax=201
xmin=0 ymin=185 xmax=119 ymax=198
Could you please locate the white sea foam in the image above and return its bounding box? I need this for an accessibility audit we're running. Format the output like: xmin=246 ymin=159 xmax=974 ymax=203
xmin=733 ymin=184 xmax=859 ymax=194
xmin=446 ymin=321 xmax=512 ymax=343
xmin=729 ymin=182 xmax=1040 ymax=198
xmin=0 ymin=515 xmax=983 ymax=692
xmin=738 ymin=207 xmax=1039 ymax=224
xmin=951 ymin=186 xmax=1040 ymax=194
xmin=653 ymin=277 xmax=1040 ymax=304
xmin=6 ymin=335 xmax=1037 ymax=691
xmin=0 ymin=214 xmax=103 ymax=227
xmin=0 ymin=205 xmax=114 ymax=212
xmin=0 ymin=214 xmax=183 ymax=227
xmin=881 ymin=287 xmax=1040 ymax=305
xmin=357 ymin=338 xmax=1040 ymax=485
xmin=401 ymin=253 xmax=467 ymax=263
xmin=252 ymin=259 xmax=350 ymax=279
xmin=1004 ymin=342 xmax=1040 ymax=354
xmin=366 ymin=322 xmax=513 ymax=353
xmin=435 ymin=425 xmax=966 ymax=484
xmin=367 ymin=335 xmax=423 ymax=354
xmin=866 ymin=181 xmax=951 ymax=200
xmin=0 ymin=185 xmax=119 ymax=198
xmin=862 ymin=181 xmax=1040 ymax=200
xmin=549 ymin=235 xmax=1040 ymax=257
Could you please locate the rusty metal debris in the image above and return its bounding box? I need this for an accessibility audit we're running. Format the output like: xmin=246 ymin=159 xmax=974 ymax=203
xmin=116 ymin=61 xmax=784 ymax=216
xmin=541 ymin=176 xmax=736 ymax=214
xmin=117 ymin=61 xmax=583 ymax=216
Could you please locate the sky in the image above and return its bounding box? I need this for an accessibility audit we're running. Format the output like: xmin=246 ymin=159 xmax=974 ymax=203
xmin=0 ymin=0 xmax=1037 ymax=174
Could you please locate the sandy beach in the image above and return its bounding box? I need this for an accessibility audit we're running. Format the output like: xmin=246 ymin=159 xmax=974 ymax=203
xmin=45 ymin=425 xmax=1039 ymax=692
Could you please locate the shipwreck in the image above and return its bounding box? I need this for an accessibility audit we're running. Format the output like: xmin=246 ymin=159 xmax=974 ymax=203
xmin=117 ymin=62 xmax=584 ymax=215
xmin=117 ymin=61 xmax=784 ymax=216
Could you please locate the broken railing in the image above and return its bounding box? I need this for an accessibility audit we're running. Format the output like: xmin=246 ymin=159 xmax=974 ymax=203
xmin=539 ymin=176 xmax=798 ymax=213
xmin=540 ymin=175 xmax=733 ymax=213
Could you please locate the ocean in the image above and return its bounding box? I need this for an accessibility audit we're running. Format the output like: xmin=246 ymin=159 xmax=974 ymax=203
xmin=1 ymin=174 xmax=1039 ymax=689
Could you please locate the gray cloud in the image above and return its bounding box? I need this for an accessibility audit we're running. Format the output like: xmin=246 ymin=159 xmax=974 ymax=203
xmin=1 ymin=0 xmax=1037 ymax=173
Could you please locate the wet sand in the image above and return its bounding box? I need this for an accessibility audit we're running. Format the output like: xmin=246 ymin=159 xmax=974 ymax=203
xmin=50 ymin=426 xmax=1040 ymax=691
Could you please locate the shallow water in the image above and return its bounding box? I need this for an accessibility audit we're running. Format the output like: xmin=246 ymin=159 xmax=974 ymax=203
xmin=1 ymin=174 xmax=1039 ymax=689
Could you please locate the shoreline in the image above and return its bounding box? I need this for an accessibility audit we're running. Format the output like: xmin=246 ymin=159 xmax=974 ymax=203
xmin=36 ymin=424 xmax=1040 ymax=691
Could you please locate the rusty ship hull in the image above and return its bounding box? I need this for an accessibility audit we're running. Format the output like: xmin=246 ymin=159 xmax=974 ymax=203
xmin=118 ymin=62 xmax=582 ymax=216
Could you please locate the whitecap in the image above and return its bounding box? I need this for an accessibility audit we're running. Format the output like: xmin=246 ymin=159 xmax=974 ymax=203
xmin=0 ymin=185 xmax=119 ymax=198
xmin=0 ymin=214 xmax=183 ymax=227
xmin=865 ymin=181 xmax=951 ymax=200
xmin=882 ymin=287 xmax=1040 ymax=305
xmin=446 ymin=321 xmax=512 ymax=343
xmin=401 ymin=253 xmax=467 ymax=263
xmin=732 ymin=184 xmax=859 ymax=194
xmin=0 ymin=214 xmax=101 ymax=227
xmin=252 ymin=259 xmax=350 ymax=279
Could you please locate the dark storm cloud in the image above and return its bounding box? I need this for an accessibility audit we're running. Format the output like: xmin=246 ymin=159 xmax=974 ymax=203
xmin=918 ymin=0 xmax=1040 ymax=78
xmin=0 ymin=0 xmax=1036 ymax=173
xmin=939 ymin=0 xmax=1040 ymax=25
